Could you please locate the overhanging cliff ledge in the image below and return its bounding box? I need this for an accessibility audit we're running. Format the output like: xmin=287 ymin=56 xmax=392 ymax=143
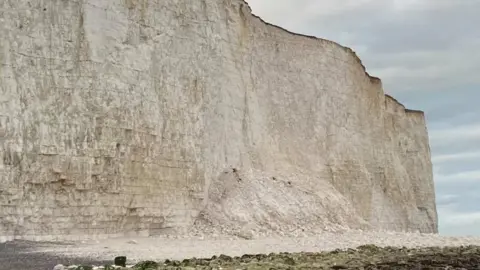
xmin=0 ymin=0 xmax=437 ymax=242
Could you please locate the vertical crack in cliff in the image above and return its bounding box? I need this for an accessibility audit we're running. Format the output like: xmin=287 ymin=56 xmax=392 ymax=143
xmin=73 ymin=1 xmax=87 ymax=77
xmin=242 ymin=2 xmax=254 ymax=154
xmin=222 ymin=1 xmax=255 ymax=159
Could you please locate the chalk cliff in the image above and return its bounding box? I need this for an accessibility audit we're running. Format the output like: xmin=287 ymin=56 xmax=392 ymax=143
xmin=0 ymin=0 xmax=437 ymax=241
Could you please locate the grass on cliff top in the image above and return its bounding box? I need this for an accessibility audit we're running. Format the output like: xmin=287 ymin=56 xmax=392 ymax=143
xmin=73 ymin=245 xmax=480 ymax=269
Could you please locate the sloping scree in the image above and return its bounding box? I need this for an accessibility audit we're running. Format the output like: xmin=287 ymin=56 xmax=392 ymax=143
xmin=68 ymin=245 xmax=480 ymax=269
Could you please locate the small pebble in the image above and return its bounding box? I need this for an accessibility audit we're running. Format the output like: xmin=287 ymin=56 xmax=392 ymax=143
xmin=53 ymin=264 xmax=65 ymax=270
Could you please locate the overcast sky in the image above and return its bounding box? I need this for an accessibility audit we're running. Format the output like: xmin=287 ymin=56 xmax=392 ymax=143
xmin=245 ymin=0 xmax=480 ymax=236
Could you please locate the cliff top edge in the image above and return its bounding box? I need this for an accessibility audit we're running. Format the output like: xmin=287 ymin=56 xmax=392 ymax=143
xmin=240 ymin=0 xmax=424 ymax=115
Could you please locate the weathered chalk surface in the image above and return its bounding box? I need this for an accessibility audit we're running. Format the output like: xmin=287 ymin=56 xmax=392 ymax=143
xmin=0 ymin=0 xmax=437 ymax=241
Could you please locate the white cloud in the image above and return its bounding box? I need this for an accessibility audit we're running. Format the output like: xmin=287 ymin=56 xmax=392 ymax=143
xmin=300 ymin=0 xmax=381 ymax=16
xmin=437 ymin=194 xmax=458 ymax=201
xmin=434 ymin=170 xmax=480 ymax=184
xmin=436 ymin=194 xmax=459 ymax=208
xmin=433 ymin=151 xmax=480 ymax=163
xmin=438 ymin=204 xmax=480 ymax=236
xmin=429 ymin=124 xmax=480 ymax=143
xmin=442 ymin=211 xmax=480 ymax=227
xmin=391 ymin=0 xmax=473 ymax=12
xmin=247 ymin=0 xmax=374 ymax=16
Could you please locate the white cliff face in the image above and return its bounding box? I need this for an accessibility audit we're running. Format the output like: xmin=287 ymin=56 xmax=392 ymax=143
xmin=0 ymin=0 xmax=437 ymax=241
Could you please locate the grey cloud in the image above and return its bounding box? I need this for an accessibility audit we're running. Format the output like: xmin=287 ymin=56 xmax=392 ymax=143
xmin=393 ymin=87 xmax=480 ymax=115
xmin=440 ymin=224 xmax=480 ymax=237
xmin=436 ymin=194 xmax=458 ymax=207
xmin=435 ymin=160 xmax=480 ymax=176
xmin=431 ymin=137 xmax=480 ymax=156
xmin=425 ymin=106 xmax=480 ymax=124
xmin=433 ymin=151 xmax=480 ymax=164
xmin=360 ymin=5 xmax=479 ymax=54
xmin=297 ymin=0 xmax=480 ymax=54
xmin=437 ymin=186 xmax=480 ymax=236
xmin=436 ymin=179 xmax=480 ymax=197
xmin=439 ymin=214 xmax=480 ymax=236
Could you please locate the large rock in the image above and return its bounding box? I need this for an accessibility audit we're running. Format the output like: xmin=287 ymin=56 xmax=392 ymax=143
xmin=0 ymin=0 xmax=437 ymax=241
